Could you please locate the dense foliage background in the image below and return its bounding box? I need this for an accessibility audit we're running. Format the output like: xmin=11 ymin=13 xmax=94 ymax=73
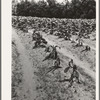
xmin=12 ymin=0 xmax=96 ymax=19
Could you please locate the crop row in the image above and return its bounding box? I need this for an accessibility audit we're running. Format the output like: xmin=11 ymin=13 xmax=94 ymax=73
xmin=12 ymin=16 xmax=96 ymax=36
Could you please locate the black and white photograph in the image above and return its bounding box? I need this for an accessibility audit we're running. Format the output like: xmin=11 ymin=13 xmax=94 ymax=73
xmin=11 ymin=0 xmax=97 ymax=100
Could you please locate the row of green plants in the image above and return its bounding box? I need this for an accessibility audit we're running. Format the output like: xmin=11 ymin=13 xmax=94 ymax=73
xmin=12 ymin=16 xmax=96 ymax=39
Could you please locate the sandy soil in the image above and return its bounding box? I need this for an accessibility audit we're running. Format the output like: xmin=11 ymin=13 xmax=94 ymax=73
xmin=12 ymin=28 xmax=96 ymax=100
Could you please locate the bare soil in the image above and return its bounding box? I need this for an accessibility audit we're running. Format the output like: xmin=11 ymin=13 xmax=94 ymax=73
xmin=12 ymin=28 xmax=96 ymax=100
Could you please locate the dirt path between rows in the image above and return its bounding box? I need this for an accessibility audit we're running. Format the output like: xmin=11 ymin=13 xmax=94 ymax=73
xmin=12 ymin=28 xmax=37 ymax=100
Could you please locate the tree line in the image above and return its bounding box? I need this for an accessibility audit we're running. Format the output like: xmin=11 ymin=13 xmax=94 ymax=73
xmin=12 ymin=0 xmax=96 ymax=19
